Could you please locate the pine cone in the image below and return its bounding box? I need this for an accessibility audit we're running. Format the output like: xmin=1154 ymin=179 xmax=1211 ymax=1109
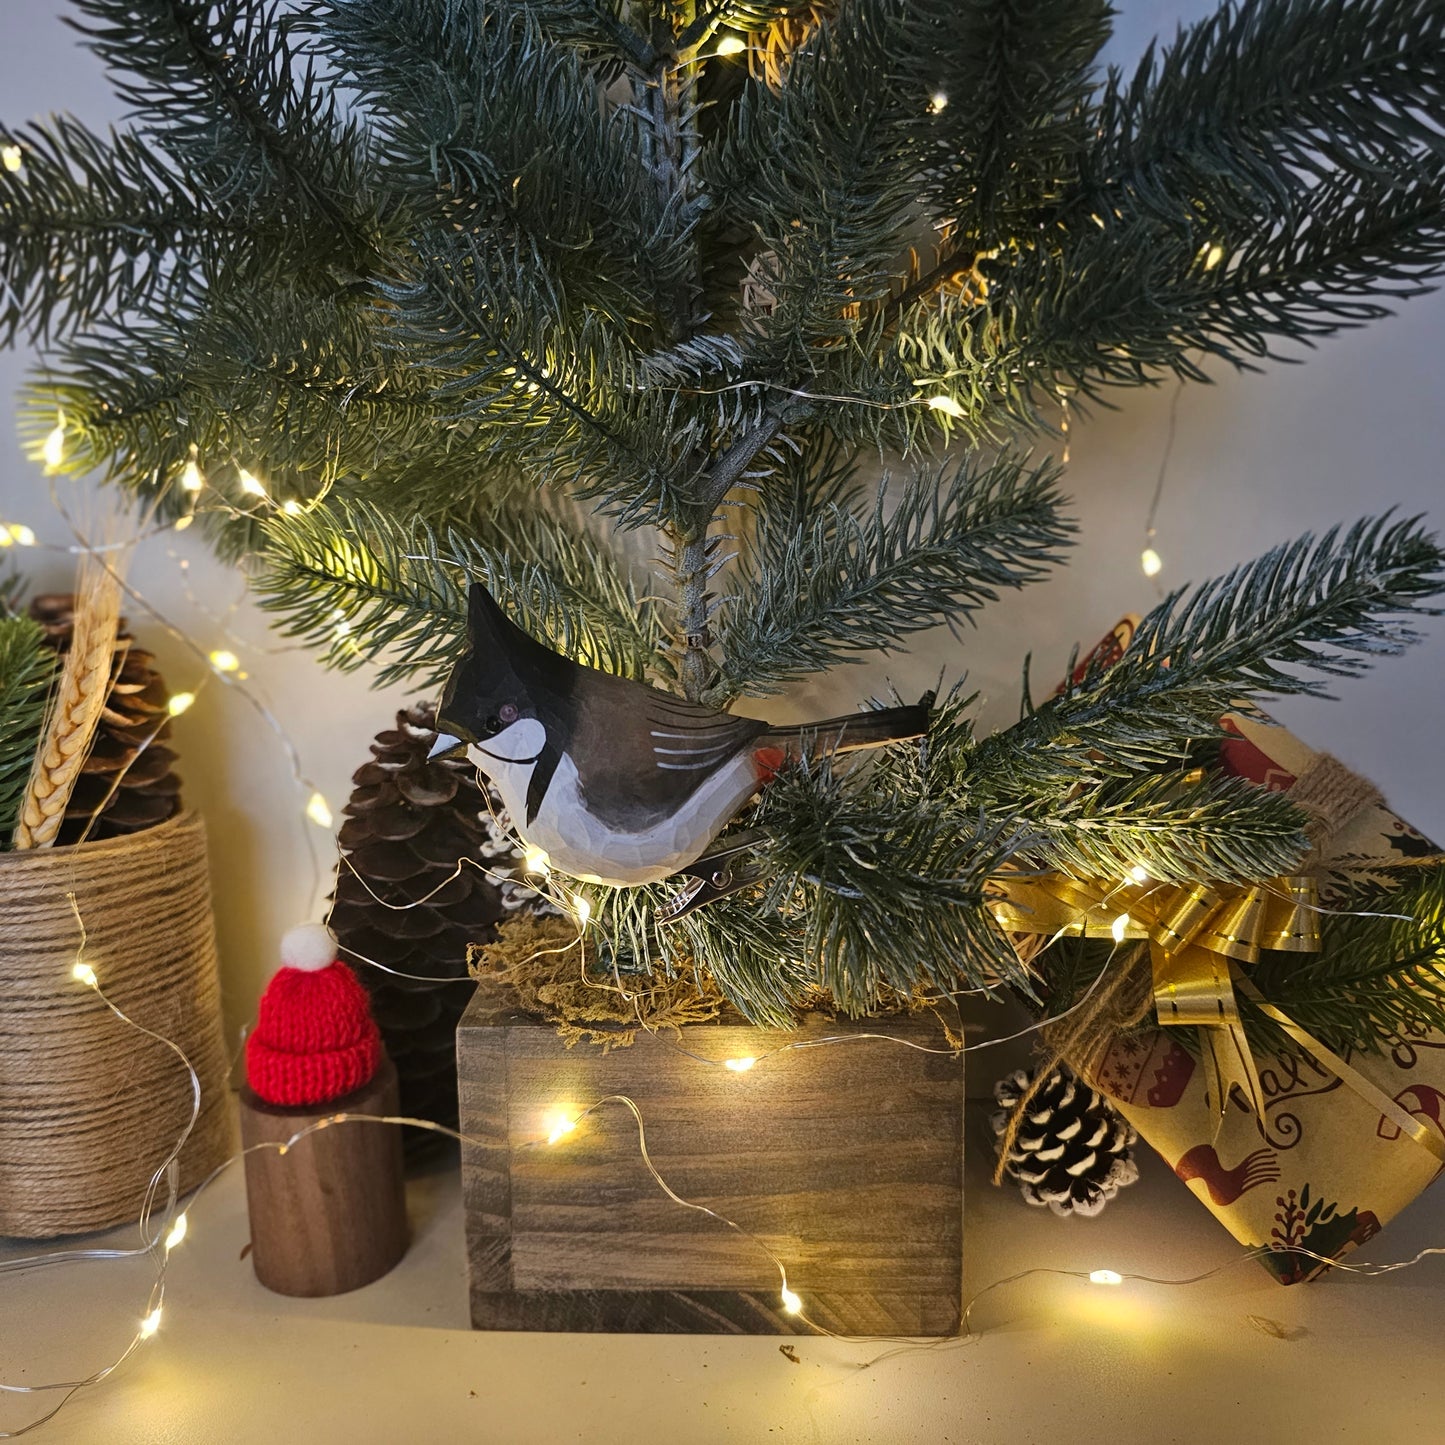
xmin=991 ymin=1065 xmax=1139 ymax=1218
xmin=28 ymin=593 xmax=184 ymax=845
xmin=331 ymin=702 xmax=556 ymax=1137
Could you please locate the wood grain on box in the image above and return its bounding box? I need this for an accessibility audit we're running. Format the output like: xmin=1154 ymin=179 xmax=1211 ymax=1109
xmin=459 ymin=981 xmax=964 ymax=1335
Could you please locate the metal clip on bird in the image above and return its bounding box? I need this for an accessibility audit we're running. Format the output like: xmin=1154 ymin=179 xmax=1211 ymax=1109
xmin=429 ymin=584 xmax=933 ymax=901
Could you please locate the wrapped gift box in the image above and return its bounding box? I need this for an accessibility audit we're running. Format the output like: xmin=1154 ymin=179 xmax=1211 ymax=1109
xmin=1091 ymin=711 xmax=1445 ymax=1282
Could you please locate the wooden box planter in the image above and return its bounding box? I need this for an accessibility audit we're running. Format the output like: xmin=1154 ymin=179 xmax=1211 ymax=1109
xmin=458 ymin=981 xmax=964 ymax=1335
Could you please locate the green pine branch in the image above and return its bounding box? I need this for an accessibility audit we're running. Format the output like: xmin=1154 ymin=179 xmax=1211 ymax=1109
xmin=753 ymin=751 xmax=1035 ymax=1013
xmin=1250 ymin=865 xmax=1445 ymax=1053
xmin=966 ymin=513 xmax=1445 ymax=795
xmin=0 ymin=116 xmax=243 ymax=345
xmin=911 ymin=0 xmax=1112 ymax=250
xmin=1009 ymin=768 xmax=1312 ymax=886
xmin=713 ymin=450 xmax=1073 ymax=698
xmin=314 ymin=0 xmax=688 ymax=326
xmin=31 ymin=289 xmax=429 ymax=458
xmin=895 ymin=158 xmax=1445 ymax=434
xmin=0 ymin=615 xmax=56 ymax=848
xmin=253 ymin=498 xmax=671 ymax=687
xmin=1088 ymin=0 xmax=1445 ymax=227
xmin=377 ymin=256 xmax=693 ymax=529
xmin=71 ymin=0 xmax=376 ymax=251
xmin=709 ymin=1 xmax=926 ymax=379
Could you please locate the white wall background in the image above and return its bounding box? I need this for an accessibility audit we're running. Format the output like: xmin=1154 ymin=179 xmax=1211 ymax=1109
xmin=1 ymin=2 xmax=1441 ymax=1049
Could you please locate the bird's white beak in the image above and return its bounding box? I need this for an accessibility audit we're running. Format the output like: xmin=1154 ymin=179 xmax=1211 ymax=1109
xmin=427 ymin=732 xmax=467 ymax=762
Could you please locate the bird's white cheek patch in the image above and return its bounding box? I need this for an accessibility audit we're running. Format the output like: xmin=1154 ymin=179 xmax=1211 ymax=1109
xmin=472 ymin=716 xmax=546 ymax=764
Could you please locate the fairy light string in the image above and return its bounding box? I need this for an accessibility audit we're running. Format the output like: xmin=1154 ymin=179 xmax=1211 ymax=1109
xmin=1140 ymin=376 xmax=1186 ymax=588
xmin=24 ymin=460 xmax=339 ymax=910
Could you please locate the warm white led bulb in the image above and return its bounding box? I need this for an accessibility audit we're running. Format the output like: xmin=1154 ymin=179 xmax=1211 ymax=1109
xmin=164 ymin=1214 xmax=188 ymax=1251
xmin=780 ymin=1287 xmax=803 ymax=1315
xmin=281 ymin=499 xmax=304 ymax=516
xmin=1089 ymin=1269 xmax=1123 ymax=1286
xmin=41 ymin=420 xmax=65 ymax=470
xmin=181 ymin=458 xmax=204 ymax=492
xmin=139 ymin=1307 xmax=163 ymax=1338
xmin=72 ymin=961 xmax=98 ymax=989
xmin=208 ymin=649 xmax=240 ymax=674
xmin=573 ymin=895 xmax=592 ymax=926
xmin=2 ymin=144 xmax=22 ymax=172
xmin=929 ymin=90 xmax=949 ymax=113
xmin=545 ymin=1110 xmax=578 ymax=1145
xmin=305 ymin=792 xmax=334 ymax=829
xmin=6 ymin=524 xmax=35 ymax=547
xmin=1110 ymin=913 xmax=1131 ymax=944
xmin=724 ymin=1056 xmax=757 ymax=1073
xmin=167 ymin=691 xmax=196 ymax=717
xmin=714 ymin=34 xmax=746 ymax=56
xmin=237 ymin=468 xmax=267 ymax=498
xmin=1127 ymin=864 xmax=1150 ymax=884
xmin=523 ymin=845 xmax=551 ymax=877
xmin=1141 ymin=547 xmax=1163 ymax=578
xmin=1200 ymin=242 xmax=1226 ymax=271
xmin=927 ymin=394 xmax=966 ymax=419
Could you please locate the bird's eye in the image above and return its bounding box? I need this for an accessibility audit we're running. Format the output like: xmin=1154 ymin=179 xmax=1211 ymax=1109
xmin=483 ymin=715 xmax=501 ymax=737
xmin=498 ymin=702 xmax=519 ymax=724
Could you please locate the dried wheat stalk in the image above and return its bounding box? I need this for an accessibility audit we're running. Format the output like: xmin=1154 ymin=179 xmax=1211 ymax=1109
xmin=13 ymin=553 xmax=126 ymax=849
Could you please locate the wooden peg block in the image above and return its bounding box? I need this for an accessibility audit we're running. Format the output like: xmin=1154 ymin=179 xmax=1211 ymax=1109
xmin=239 ymin=1055 xmax=409 ymax=1297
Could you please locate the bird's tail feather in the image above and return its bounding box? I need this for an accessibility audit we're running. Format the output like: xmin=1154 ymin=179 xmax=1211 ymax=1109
xmin=761 ymin=695 xmax=933 ymax=755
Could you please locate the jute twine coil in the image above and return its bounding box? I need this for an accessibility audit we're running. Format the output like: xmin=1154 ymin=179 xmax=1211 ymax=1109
xmin=0 ymin=810 xmax=234 ymax=1237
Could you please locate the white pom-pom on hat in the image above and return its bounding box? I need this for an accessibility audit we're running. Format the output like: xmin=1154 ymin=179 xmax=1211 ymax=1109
xmin=279 ymin=923 xmax=339 ymax=973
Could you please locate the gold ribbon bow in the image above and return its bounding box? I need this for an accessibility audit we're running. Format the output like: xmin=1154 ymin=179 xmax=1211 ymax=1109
xmin=990 ymin=871 xmax=1445 ymax=1163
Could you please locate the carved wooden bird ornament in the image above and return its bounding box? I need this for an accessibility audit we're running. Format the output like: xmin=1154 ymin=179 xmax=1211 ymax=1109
xmin=429 ymin=583 xmax=931 ymax=891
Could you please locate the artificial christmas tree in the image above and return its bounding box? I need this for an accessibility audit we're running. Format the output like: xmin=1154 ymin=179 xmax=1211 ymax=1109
xmin=0 ymin=0 xmax=1441 ymax=1169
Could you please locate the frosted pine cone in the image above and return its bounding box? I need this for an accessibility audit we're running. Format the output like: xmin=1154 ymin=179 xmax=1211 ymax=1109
xmin=992 ymin=1065 xmax=1139 ymax=1217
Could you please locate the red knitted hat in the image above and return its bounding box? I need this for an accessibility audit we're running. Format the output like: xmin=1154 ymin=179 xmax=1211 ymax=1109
xmin=246 ymin=925 xmax=381 ymax=1107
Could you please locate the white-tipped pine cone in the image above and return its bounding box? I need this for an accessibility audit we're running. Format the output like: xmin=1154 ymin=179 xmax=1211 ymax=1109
xmin=992 ymin=1065 xmax=1139 ymax=1218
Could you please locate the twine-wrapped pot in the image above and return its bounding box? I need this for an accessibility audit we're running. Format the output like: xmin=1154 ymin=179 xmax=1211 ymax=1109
xmin=0 ymin=810 xmax=234 ymax=1237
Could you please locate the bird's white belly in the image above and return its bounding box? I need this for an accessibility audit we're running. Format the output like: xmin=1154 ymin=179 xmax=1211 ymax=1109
xmin=468 ymin=724 xmax=760 ymax=888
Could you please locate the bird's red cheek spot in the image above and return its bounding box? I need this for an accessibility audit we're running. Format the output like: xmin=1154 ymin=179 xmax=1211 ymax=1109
xmin=753 ymin=746 xmax=786 ymax=785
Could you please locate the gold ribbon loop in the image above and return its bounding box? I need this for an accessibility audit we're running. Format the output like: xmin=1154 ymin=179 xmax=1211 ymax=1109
xmin=1262 ymin=877 xmax=1322 ymax=952
xmin=1194 ymin=885 xmax=1269 ymax=965
xmin=1150 ymin=883 xmax=1224 ymax=954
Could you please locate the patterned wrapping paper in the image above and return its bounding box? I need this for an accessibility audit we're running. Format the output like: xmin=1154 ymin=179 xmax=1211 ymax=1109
xmin=1090 ymin=711 xmax=1445 ymax=1283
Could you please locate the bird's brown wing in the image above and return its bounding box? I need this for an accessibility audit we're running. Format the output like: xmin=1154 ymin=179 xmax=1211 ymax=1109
xmin=568 ymin=676 xmax=766 ymax=831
